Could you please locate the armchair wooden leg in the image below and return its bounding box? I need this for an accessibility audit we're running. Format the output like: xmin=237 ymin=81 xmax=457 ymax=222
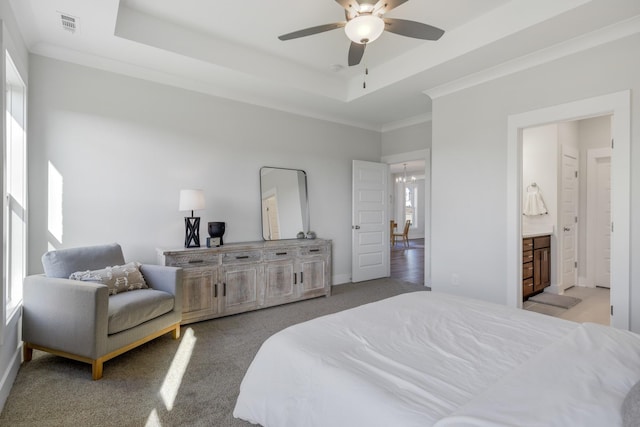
xmin=23 ymin=343 xmax=33 ymax=362
xmin=172 ymin=324 xmax=181 ymax=340
xmin=92 ymin=360 xmax=104 ymax=380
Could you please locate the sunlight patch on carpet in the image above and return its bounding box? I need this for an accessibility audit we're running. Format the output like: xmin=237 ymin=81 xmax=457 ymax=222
xmin=160 ymin=327 xmax=196 ymax=411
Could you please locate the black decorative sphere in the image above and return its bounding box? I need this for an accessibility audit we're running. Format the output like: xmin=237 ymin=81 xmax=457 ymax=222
xmin=208 ymin=222 xmax=226 ymax=245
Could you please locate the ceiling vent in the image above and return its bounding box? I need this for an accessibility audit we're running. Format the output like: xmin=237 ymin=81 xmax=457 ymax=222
xmin=58 ymin=12 xmax=78 ymax=33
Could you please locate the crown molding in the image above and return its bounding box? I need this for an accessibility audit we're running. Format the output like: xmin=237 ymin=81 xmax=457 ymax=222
xmin=424 ymin=15 xmax=640 ymax=100
xmin=380 ymin=113 xmax=432 ymax=133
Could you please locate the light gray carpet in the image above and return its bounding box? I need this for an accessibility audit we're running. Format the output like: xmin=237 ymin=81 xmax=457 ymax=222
xmin=528 ymin=292 xmax=582 ymax=309
xmin=0 ymin=278 xmax=426 ymax=427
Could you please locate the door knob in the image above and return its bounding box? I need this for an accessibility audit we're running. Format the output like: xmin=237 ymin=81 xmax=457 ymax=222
xmin=564 ymin=227 xmax=571 ymax=231
xmin=353 ymin=225 xmax=360 ymax=230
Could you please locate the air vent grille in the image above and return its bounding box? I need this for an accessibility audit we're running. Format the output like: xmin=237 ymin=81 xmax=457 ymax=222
xmin=58 ymin=12 xmax=78 ymax=33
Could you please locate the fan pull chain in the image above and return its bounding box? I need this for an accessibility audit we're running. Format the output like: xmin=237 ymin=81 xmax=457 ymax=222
xmin=363 ymin=66 xmax=369 ymax=89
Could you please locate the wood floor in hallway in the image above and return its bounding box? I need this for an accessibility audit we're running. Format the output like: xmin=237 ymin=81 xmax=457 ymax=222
xmin=390 ymin=238 xmax=425 ymax=285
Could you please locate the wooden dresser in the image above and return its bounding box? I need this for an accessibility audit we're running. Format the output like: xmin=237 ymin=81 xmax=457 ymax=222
xmin=157 ymin=239 xmax=331 ymax=324
xmin=522 ymin=235 xmax=550 ymax=299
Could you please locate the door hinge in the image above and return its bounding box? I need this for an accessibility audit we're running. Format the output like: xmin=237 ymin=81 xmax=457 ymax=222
xmin=611 ymin=305 xmax=614 ymax=316
xmin=612 ymin=222 xmax=614 ymax=232
xmin=575 ymin=216 xmax=578 ymax=223
xmin=574 ymin=170 xmax=578 ymax=178
xmin=574 ymin=261 xmax=577 ymax=269
xmin=611 ymin=139 xmax=614 ymax=149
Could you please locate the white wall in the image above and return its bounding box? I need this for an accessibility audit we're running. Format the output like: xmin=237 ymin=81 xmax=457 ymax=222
xmin=431 ymin=33 xmax=640 ymax=331
xmin=27 ymin=55 xmax=382 ymax=285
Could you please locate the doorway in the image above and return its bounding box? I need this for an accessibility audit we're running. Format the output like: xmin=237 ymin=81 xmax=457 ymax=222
xmin=521 ymin=116 xmax=612 ymax=325
xmin=381 ymin=149 xmax=430 ymax=287
xmin=389 ymin=160 xmax=426 ymax=285
xmin=507 ymin=90 xmax=630 ymax=330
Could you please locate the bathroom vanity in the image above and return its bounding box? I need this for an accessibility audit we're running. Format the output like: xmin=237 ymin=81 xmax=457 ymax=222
xmin=522 ymin=234 xmax=551 ymax=299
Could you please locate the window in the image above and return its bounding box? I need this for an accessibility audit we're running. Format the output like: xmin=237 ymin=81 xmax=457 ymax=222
xmin=4 ymin=52 xmax=27 ymax=321
xmin=404 ymin=184 xmax=418 ymax=228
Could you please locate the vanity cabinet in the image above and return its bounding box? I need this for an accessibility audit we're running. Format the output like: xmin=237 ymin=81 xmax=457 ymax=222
xmin=522 ymin=235 xmax=551 ymax=299
xmin=158 ymin=239 xmax=332 ymax=324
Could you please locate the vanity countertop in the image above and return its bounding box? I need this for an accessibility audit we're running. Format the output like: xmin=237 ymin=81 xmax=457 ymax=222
xmin=522 ymin=231 xmax=552 ymax=238
xmin=522 ymin=225 xmax=554 ymax=238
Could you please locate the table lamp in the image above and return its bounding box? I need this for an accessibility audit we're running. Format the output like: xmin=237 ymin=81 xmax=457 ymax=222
xmin=179 ymin=189 xmax=205 ymax=248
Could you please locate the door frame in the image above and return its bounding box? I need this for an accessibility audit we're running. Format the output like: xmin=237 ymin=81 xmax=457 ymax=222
xmin=381 ymin=149 xmax=431 ymax=286
xmin=506 ymin=90 xmax=630 ymax=330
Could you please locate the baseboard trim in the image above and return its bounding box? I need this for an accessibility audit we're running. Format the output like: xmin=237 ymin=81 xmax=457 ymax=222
xmin=0 ymin=340 xmax=22 ymax=413
xmin=333 ymin=274 xmax=351 ymax=285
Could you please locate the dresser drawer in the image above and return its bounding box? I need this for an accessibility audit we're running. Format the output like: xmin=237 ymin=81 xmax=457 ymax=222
xmin=221 ymin=250 xmax=262 ymax=264
xmin=523 ymin=262 xmax=533 ymax=279
xmin=165 ymin=252 xmax=218 ymax=267
xmin=523 ymin=250 xmax=533 ymax=264
xmin=299 ymin=245 xmax=328 ymax=257
xmin=263 ymin=248 xmax=296 ymax=261
xmin=523 ymin=238 xmax=533 ymax=252
xmin=534 ymin=236 xmax=550 ymax=249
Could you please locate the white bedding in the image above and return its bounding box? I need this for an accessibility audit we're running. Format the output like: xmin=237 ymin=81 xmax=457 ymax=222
xmin=233 ymin=291 xmax=640 ymax=427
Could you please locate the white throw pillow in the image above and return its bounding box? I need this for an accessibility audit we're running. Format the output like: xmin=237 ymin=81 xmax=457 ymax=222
xmin=69 ymin=261 xmax=148 ymax=295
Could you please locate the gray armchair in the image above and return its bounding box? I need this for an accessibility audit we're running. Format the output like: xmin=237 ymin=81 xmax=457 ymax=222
xmin=22 ymin=243 xmax=183 ymax=380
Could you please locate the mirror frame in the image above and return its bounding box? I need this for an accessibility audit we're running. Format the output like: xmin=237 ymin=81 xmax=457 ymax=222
xmin=260 ymin=166 xmax=310 ymax=240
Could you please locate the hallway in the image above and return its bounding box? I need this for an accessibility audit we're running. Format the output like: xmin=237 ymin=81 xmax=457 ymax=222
xmin=390 ymin=238 xmax=425 ymax=286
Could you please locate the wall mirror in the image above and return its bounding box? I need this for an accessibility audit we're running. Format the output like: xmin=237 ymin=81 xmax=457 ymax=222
xmin=260 ymin=167 xmax=309 ymax=240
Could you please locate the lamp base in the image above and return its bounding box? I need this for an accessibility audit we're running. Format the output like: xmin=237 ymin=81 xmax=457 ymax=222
xmin=184 ymin=217 xmax=201 ymax=248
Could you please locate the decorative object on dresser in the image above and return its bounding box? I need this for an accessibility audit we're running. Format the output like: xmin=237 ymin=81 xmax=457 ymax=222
xmin=522 ymin=234 xmax=551 ymax=299
xmin=179 ymin=189 xmax=205 ymax=248
xmin=260 ymin=167 xmax=309 ymax=240
xmin=158 ymin=239 xmax=331 ymax=325
xmin=207 ymin=221 xmax=225 ymax=247
xmin=22 ymin=243 xmax=182 ymax=380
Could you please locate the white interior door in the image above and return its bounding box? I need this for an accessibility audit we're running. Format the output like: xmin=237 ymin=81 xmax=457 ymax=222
xmin=561 ymin=146 xmax=578 ymax=291
xmin=352 ymin=160 xmax=389 ymax=282
xmin=594 ymin=155 xmax=612 ymax=288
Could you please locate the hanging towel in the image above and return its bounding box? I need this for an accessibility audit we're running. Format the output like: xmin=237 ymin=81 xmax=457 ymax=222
xmin=523 ymin=184 xmax=548 ymax=216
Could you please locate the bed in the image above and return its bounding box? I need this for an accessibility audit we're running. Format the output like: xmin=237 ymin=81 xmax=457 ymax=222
xmin=233 ymin=291 xmax=640 ymax=426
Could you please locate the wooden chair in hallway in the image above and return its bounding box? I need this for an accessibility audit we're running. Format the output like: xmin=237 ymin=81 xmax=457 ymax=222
xmin=392 ymin=220 xmax=411 ymax=247
xmin=390 ymin=220 xmax=397 ymax=245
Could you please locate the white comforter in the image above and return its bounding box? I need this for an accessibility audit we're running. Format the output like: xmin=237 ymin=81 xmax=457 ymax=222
xmin=233 ymin=291 xmax=640 ymax=427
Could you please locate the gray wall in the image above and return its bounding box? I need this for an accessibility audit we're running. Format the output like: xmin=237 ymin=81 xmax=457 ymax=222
xmin=431 ymin=34 xmax=640 ymax=330
xmin=27 ymin=55 xmax=382 ymax=285
xmin=381 ymin=121 xmax=432 ymax=156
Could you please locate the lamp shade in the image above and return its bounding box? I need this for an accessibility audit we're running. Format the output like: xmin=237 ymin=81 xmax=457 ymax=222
xmin=179 ymin=189 xmax=205 ymax=212
xmin=345 ymin=14 xmax=385 ymax=44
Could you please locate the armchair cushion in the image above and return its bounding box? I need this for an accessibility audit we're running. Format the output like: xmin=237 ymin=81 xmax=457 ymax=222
xmin=108 ymin=289 xmax=175 ymax=334
xmin=70 ymin=262 xmax=149 ymax=295
xmin=42 ymin=243 xmax=125 ymax=278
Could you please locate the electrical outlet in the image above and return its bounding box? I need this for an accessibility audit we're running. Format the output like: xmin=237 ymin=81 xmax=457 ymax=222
xmin=451 ymin=273 xmax=460 ymax=286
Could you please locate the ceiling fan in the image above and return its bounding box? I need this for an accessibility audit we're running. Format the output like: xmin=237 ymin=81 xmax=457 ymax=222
xmin=278 ymin=0 xmax=445 ymax=67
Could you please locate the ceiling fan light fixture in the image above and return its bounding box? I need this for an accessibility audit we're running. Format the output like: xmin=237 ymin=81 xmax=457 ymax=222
xmin=345 ymin=14 xmax=385 ymax=44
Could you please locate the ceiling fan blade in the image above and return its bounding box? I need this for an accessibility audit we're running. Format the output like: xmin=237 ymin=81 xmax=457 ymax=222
xmin=383 ymin=18 xmax=444 ymax=40
xmin=278 ymin=22 xmax=346 ymax=41
xmin=335 ymin=0 xmax=360 ymax=13
xmin=348 ymin=42 xmax=366 ymax=66
xmin=375 ymin=0 xmax=409 ymax=15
